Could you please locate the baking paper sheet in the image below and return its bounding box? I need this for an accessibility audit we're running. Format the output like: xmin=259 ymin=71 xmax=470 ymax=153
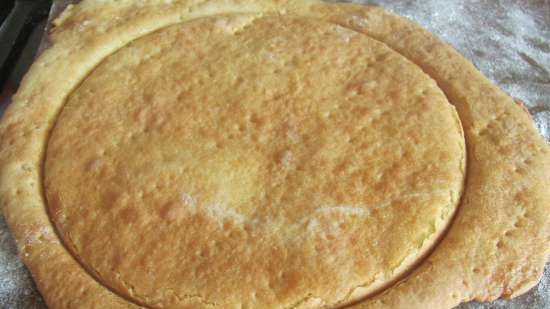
xmin=1 ymin=0 xmax=548 ymax=308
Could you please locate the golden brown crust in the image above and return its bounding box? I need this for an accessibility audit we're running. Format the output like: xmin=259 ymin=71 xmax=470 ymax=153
xmin=44 ymin=14 xmax=464 ymax=309
xmin=0 ymin=1 xmax=548 ymax=309
xmin=311 ymin=3 xmax=550 ymax=308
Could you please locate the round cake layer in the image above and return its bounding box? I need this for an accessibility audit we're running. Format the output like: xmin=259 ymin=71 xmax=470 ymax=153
xmin=44 ymin=14 xmax=465 ymax=309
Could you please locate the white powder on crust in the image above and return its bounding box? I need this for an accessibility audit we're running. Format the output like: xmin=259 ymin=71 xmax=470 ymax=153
xmin=0 ymin=1 xmax=548 ymax=308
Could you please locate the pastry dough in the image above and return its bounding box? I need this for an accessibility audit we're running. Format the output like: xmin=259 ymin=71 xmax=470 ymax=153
xmin=44 ymin=14 xmax=464 ymax=309
xmin=0 ymin=1 xmax=548 ymax=309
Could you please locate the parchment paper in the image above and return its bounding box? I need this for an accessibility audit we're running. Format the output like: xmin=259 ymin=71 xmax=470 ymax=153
xmin=0 ymin=0 xmax=548 ymax=308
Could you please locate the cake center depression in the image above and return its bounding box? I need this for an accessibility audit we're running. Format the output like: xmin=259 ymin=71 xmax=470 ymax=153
xmin=44 ymin=14 xmax=465 ymax=309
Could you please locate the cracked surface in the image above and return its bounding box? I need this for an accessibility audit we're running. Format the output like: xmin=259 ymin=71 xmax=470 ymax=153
xmin=43 ymin=14 xmax=464 ymax=309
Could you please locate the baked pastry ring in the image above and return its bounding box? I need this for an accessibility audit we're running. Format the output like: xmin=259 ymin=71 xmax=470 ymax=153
xmin=0 ymin=1 xmax=548 ymax=309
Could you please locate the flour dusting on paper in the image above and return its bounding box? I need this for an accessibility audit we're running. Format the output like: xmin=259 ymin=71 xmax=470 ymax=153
xmin=0 ymin=1 xmax=548 ymax=308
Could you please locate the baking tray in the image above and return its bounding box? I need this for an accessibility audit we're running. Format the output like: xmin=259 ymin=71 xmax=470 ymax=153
xmin=0 ymin=0 xmax=548 ymax=308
